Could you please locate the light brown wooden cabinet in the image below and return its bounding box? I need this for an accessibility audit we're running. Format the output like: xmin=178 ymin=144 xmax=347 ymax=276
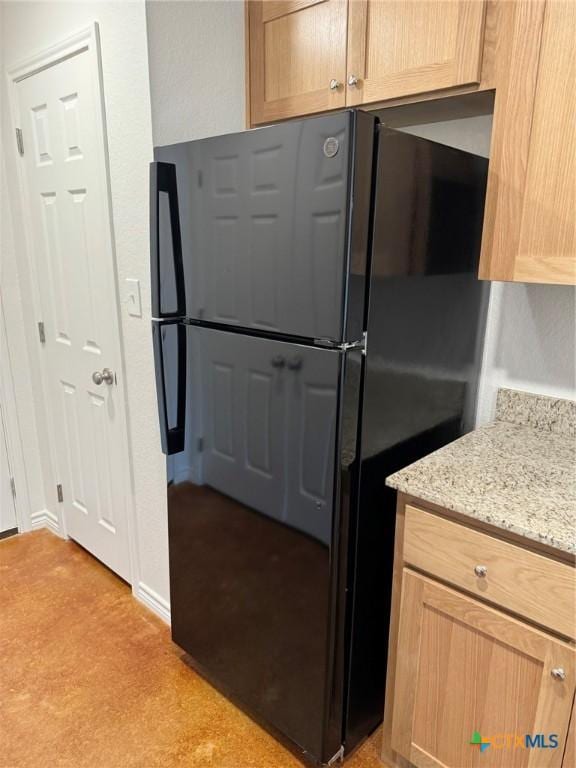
xmin=247 ymin=0 xmax=348 ymax=124
xmin=346 ymin=1 xmax=485 ymax=107
xmin=247 ymin=0 xmax=486 ymax=124
xmin=246 ymin=0 xmax=576 ymax=286
xmin=393 ymin=570 xmax=575 ymax=768
xmin=479 ymin=0 xmax=575 ymax=284
xmin=383 ymin=499 xmax=576 ymax=768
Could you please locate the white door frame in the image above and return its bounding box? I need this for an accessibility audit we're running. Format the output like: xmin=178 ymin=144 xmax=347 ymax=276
xmin=6 ymin=23 xmax=138 ymax=586
xmin=0 ymin=290 xmax=29 ymax=533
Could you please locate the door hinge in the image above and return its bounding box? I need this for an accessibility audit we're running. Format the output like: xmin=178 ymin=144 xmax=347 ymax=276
xmin=10 ymin=477 xmax=16 ymax=499
xmin=56 ymin=483 xmax=63 ymax=503
xmin=197 ymin=437 xmax=204 ymax=453
xmin=38 ymin=321 xmax=46 ymax=344
xmin=15 ymin=128 xmax=24 ymax=156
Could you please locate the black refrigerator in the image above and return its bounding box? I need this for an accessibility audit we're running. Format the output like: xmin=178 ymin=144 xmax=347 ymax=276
xmin=151 ymin=110 xmax=489 ymax=765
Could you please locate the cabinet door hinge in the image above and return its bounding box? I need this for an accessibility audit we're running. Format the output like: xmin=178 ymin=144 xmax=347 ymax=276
xmin=56 ymin=483 xmax=63 ymax=503
xmin=197 ymin=437 xmax=204 ymax=453
xmin=15 ymin=128 xmax=24 ymax=156
xmin=38 ymin=321 xmax=46 ymax=344
xmin=10 ymin=477 xmax=16 ymax=498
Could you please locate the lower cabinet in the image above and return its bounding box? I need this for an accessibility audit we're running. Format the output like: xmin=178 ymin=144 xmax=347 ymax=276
xmin=384 ymin=499 xmax=576 ymax=768
xmin=391 ymin=569 xmax=575 ymax=768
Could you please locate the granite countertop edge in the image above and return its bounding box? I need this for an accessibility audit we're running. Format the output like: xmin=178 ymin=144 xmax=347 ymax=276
xmin=387 ymin=469 xmax=575 ymax=556
xmin=386 ymin=391 xmax=576 ymax=557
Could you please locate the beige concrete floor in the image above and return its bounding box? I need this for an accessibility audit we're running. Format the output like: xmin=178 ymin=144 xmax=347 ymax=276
xmin=0 ymin=530 xmax=386 ymax=768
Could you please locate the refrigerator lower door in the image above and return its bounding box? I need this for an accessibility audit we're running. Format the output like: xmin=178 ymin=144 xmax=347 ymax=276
xmin=167 ymin=326 xmax=344 ymax=761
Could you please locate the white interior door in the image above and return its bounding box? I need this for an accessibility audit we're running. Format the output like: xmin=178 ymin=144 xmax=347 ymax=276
xmin=11 ymin=27 xmax=131 ymax=581
xmin=0 ymin=401 xmax=17 ymax=534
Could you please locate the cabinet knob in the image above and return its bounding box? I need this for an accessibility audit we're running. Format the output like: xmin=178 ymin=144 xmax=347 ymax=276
xmin=348 ymin=74 xmax=359 ymax=87
xmin=474 ymin=565 xmax=488 ymax=578
xmin=329 ymin=79 xmax=341 ymax=91
xmin=551 ymin=668 xmax=566 ymax=681
xmin=271 ymin=355 xmax=285 ymax=369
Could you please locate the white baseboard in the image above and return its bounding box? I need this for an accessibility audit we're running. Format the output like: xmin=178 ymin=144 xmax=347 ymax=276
xmin=29 ymin=507 xmax=62 ymax=536
xmin=135 ymin=581 xmax=171 ymax=625
xmin=26 ymin=513 xmax=171 ymax=626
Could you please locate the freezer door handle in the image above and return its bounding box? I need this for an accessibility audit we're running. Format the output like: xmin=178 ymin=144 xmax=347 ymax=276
xmin=152 ymin=321 xmax=186 ymax=454
xmin=150 ymin=161 xmax=185 ymax=318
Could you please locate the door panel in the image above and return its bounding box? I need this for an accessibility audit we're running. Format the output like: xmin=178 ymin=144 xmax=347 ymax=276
xmin=392 ymin=570 xmax=575 ymax=768
xmin=514 ymin=0 xmax=576 ymax=284
xmin=249 ymin=0 xmax=348 ymax=124
xmin=153 ymin=112 xmax=360 ymax=342
xmin=346 ymin=1 xmax=486 ymax=106
xmin=15 ymin=35 xmax=131 ymax=580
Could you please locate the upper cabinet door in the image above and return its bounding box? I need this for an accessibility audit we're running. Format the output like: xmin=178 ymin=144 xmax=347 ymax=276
xmin=512 ymin=0 xmax=575 ymax=284
xmin=346 ymin=1 xmax=486 ymax=106
xmin=248 ymin=0 xmax=348 ymax=125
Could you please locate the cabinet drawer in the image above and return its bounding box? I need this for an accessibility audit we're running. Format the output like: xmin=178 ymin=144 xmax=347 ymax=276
xmin=403 ymin=505 xmax=575 ymax=638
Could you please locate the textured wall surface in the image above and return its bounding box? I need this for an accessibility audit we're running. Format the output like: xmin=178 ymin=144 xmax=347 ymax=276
xmin=399 ymin=116 xmax=576 ymax=423
xmin=476 ymin=282 xmax=575 ymax=423
xmin=1 ymin=1 xmax=170 ymax=617
xmin=146 ymin=0 xmax=245 ymax=146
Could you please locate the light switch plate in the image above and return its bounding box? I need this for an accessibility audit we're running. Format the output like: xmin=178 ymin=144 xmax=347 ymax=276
xmin=126 ymin=278 xmax=142 ymax=318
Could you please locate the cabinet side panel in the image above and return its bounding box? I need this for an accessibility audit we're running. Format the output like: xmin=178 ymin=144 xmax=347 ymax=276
xmin=514 ymin=0 xmax=576 ymax=285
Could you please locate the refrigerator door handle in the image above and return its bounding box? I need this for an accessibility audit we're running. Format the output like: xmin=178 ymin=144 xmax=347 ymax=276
xmin=152 ymin=321 xmax=186 ymax=455
xmin=150 ymin=161 xmax=186 ymax=318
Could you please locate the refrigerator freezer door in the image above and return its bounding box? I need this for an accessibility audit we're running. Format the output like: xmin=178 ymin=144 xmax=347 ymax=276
xmin=167 ymin=325 xmax=343 ymax=760
xmin=152 ymin=111 xmax=375 ymax=343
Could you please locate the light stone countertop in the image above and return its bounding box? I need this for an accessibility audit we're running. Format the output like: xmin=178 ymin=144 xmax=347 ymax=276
xmin=386 ymin=389 xmax=576 ymax=555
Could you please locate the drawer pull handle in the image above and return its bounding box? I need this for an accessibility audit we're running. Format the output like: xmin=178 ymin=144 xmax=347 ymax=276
xmin=551 ymin=668 xmax=566 ymax=681
xmin=474 ymin=565 xmax=488 ymax=578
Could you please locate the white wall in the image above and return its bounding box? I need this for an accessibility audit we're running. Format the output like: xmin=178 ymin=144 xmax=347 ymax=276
xmin=0 ymin=1 xmax=170 ymax=619
xmin=398 ymin=116 xmax=576 ymax=422
xmin=146 ymin=0 xmax=245 ymax=146
xmin=477 ymin=283 xmax=575 ymax=422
